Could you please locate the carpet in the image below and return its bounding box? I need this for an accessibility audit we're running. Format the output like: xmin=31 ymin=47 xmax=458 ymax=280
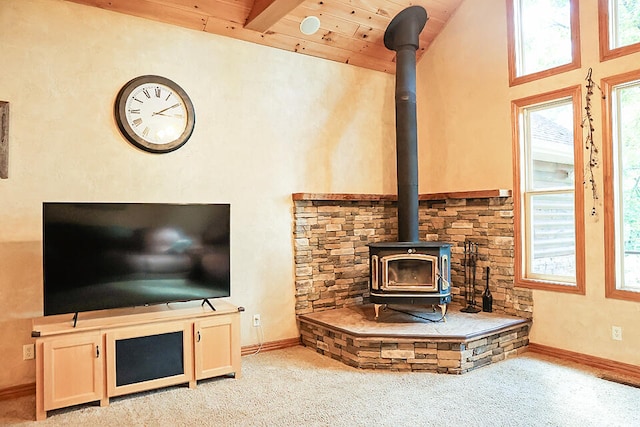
xmin=1 ymin=346 xmax=639 ymax=426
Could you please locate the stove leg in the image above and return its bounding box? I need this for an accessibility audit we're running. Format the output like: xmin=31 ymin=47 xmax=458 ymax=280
xmin=438 ymin=304 xmax=448 ymax=321
xmin=374 ymin=304 xmax=387 ymax=320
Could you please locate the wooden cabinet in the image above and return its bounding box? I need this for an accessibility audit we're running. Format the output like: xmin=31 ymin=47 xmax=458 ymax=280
xmin=33 ymin=301 xmax=241 ymax=421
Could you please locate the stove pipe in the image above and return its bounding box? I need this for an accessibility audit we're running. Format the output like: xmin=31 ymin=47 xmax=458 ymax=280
xmin=384 ymin=6 xmax=427 ymax=243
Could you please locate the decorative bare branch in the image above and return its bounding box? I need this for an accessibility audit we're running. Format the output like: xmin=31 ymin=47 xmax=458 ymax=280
xmin=581 ymin=68 xmax=603 ymax=217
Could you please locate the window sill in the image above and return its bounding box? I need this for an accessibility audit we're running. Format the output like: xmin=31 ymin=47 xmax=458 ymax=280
xmin=516 ymin=278 xmax=585 ymax=295
xmin=605 ymin=287 xmax=640 ymax=303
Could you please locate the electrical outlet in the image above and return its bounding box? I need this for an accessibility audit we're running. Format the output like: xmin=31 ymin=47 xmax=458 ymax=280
xmin=253 ymin=314 xmax=261 ymax=327
xmin=612 ymin=326 xmax=623 ymax=341
xmin=23 ymin=344 xmax=35 ymax=360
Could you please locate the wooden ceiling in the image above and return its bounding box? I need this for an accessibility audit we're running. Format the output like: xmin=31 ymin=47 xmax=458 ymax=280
xmin=65 ymin=0 xmax=464 ymax=74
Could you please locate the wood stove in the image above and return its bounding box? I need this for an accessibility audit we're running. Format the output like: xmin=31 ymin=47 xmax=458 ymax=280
xmin=369 ymin=242 xmax=451 ymax=318
xmin=368 ymin=6 xmax=452 ymax=318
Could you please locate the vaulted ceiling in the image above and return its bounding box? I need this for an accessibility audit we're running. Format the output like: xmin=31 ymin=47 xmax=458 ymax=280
xmin=65 ymin=0 xmax=464 ymax=74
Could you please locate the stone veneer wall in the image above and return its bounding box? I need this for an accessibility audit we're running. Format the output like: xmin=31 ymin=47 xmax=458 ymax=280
xmin=299 ymin=320 xmax=531 ymax=373
xmin=293 ymin=191 xmax=533 ymax=319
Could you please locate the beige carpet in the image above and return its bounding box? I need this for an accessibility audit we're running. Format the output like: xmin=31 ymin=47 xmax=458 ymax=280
xmin=1 ymin=346 xmax=639 ymax=426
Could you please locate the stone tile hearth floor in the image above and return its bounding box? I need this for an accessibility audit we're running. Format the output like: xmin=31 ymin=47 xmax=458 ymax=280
xmin=299 ymin=303 xmax=530 ymax=341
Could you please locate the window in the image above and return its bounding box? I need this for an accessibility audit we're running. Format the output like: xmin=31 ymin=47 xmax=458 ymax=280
xmin=599 ymin=0 xmax=640 ymax=61
xmin=603 ymin=70 xmax=640 ymax=302
xmin=507 ymin=0 xmax=581 ymax=86
xmin=512 ymin=86 xmax=585 ymax=293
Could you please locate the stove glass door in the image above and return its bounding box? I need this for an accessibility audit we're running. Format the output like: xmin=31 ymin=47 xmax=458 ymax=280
xmin=381 ymin=253 xmax=438 ymax=292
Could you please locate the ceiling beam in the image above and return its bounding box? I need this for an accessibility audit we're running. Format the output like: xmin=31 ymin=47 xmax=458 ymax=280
xmin=245 ymin=0 xmax=306 ymax=33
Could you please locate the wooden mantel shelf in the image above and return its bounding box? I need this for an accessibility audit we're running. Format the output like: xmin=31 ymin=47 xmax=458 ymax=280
xmin=292 ymin=189 xmax=511 ymax=202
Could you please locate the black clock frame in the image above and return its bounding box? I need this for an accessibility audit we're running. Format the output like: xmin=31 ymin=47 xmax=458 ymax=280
xmin=114 ymin=75 xmax=196 ymax=154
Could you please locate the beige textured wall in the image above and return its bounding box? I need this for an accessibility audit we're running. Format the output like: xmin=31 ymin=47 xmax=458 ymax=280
xmin=0 ymin=0 xmax=396 ymax=389
xmin=418 ymin=0 xmax=640 ymax=365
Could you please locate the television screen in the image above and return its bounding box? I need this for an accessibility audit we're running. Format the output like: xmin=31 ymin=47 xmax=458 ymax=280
xmin=43 ymin=202 xmax=230 ymax=316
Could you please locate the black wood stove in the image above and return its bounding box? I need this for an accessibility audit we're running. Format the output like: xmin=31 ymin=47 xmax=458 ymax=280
xmin=369 ymin=242 xmax=451 ymax=318
xmin=368 ymin=6 xmax=452 ymax=318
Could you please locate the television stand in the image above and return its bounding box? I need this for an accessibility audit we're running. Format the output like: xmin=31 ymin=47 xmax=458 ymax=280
xmin=31 ymin=300 xmax=242 ymax=421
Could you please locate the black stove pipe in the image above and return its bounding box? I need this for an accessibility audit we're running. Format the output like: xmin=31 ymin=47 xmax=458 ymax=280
xmin=384 ymin=6 xmax=427 ymax=243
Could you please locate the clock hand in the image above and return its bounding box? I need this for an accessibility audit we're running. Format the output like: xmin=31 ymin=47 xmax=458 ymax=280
xmin=152 ymin=113 xmax=183 ymax=118
xmin=152 ymin=103 xmax=180 ymax=116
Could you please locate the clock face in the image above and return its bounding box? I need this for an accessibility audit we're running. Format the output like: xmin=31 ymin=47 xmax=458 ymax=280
xmin=115 ymin=76 xmax=195 ymax=153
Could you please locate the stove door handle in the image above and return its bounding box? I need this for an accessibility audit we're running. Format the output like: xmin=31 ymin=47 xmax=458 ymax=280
xmin=371 ymin=255 xmax=379 ymax=290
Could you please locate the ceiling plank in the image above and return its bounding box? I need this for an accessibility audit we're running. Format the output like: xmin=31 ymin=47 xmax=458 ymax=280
xmin=245 ymin=0 xmax=306 ymax=32
xmin=287 ymin=7 xmax=361 ymax=38
xmin=272 ymin=17 xmax=396 ymax=61
xmin=65 ymin=0 xmax=208 ymax=31
xmin=152 ymin=0 xmax=252 ymax=24
xmin=205 ymin=15 xmax=394 ymax=73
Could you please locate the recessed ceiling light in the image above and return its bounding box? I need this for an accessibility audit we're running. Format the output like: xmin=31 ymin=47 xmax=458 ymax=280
xmin=300 ymin=16 xmax=321 ymax=35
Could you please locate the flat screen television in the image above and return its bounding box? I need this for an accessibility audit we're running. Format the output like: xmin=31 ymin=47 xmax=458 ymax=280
xmin=43 ymin=202 xmax=230 ymax=316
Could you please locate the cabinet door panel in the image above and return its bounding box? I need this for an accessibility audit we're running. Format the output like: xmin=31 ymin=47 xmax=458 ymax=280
xmin=42 ymin=333 xmax=103 ymax=411
xmin=106 ymin=321 xmax=193 ymax=397
xmin=194 ymin=314 xmax=240 ymax=380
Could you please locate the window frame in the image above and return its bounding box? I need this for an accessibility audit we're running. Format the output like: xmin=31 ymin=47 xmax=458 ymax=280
xmin=511 ymin=85 xmax=586 ymax=294
xmin=603 ymin=69 xmax=640 ymax=303
xmin=506 ymin=0 xmax=581 ymax=86
xmin=598 ymin=0 xmax=640 ymax=61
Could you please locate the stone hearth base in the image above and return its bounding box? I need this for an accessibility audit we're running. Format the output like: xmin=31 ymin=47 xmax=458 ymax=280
xmin=298 ymin=304 xmax=531 ymax=374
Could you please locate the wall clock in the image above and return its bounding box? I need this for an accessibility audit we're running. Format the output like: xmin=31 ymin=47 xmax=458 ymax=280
xmin=115 ymin=75 xmax=195 ymax=153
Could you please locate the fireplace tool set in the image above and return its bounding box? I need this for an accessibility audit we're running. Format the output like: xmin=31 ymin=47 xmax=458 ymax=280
xmin=460 ymin=241 xmax=493 ymax=313
xmin=461 ymin=241 xmax=481 ymax=313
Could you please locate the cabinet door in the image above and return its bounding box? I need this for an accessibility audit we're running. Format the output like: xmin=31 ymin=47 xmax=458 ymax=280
xmin=105 ymin=321 xmax=193 ymax=397
xmin=194 ymin=314 xmax=240 ymax=380
xmin=42 ymin=333 xmax=104 ymax=411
